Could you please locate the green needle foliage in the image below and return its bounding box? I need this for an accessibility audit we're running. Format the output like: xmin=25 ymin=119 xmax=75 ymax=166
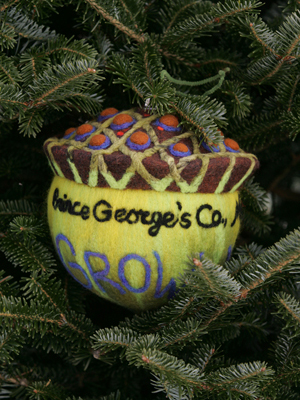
xmin=1 ymin=0 xmax=300 ymax=399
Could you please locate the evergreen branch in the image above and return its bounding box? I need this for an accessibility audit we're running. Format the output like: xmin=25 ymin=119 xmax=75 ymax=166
xmin=0 ymin=330 xmax=25 ymax=363
xmin=171 ymin=96 xmax=226 ymax=143
xmin=0 ymin=199 xmax=37 ymax=218
xmin=0 ymin=0 xmax=18 ymax=12
xmin=248 ymin=20 xmax=280 ymax=57
xmin=91 ymin=327 xmax=141 ymax=358
xmin=27 ymin=381 xmax=66 ymax=400
xmin=282 ymin=110 xmax=300 ymax=140
xmin=144 ymin=50 xmax=153 ymax=84
xmin=32 ymin=65 xmax=98 ymax=106
xmin=251 ymin=60 xmax=286 ymax=86
xmin=160 ymin=46 xmax=203 ymax=67
xmin=0 ymin=372 xmax=29 ymax=387
xmin=203 ymin=300 xmax=234 ymax=328
xmin=241 ymin=207 xmax=272 ymax=236
xmin=160 ymin=318 xmax=206 ymax=349
xmin=228 ymin=111 xmax=284 ymax=152
xmin=119 ymin=0 xmax=139 ymax=31
xmin=0 ymin=234 xmax=56 ymax=274
xmin=33 ymin=36 xmax=98 ymax=62
xmin=1 ymin=295 xmax=92 ymax=345
xmin=162 ymin=0 xmax=262 ymax=45
xmin=0 ymin=84 xmax=28 ymax=120
xmin=151 ymin=375 xmax=191 ymax=400
xmin=82 ymin=0 xmax=145 ymax=43
xmin=0 ymin=296 xmax=61 ymax=332
xmin=195 ymin=58 xmax=238 ymax=68
xmin=238 ymin=229 xmax=300 ymax=297
xmin=19 ymin=108 xmax=44 ymax=137
xmin=190 ymin=345 xmax=216 ymax=373
xmin=236 ymin=242 xmax=265 ymax=259
xmin=273 ymin=333 xmax=300 ymax=371
xmin=0 ymin=271 xmax=19 ymax=297
xmin=278 ymin=11 xmax=300 ymax=57
xmin=241 ymin=177 xmax=270 ymax=212
xmin=0 ymin=54 xmax=20 ymax=85
xmin=0 ymin=21 xmax=16 ymax=49
xmin=221 ymin=80 xmax=252 ymax=118
xmin=9 ymin=216 xmax=47 ymax=239
xmin=163 ymin=0 xmax=212 ymax=34
xmin=109 ymin=53 xmax=146 ymax=100
xmin=3 ymin=8 xmax=57 ymax=42
xmin=22 ymin=272 xmax=66 ymax=316
xmin=187 ymin=258 xmax=241 ymax=301
xmin=287 ymin=74 xmax=300 ymax=111
xmin=207 ymin=362 xmax=271 ymax=386
xmin=274 ymin=71 xmax=300 ymax=111
xmin=127 ymin=343 xmax=204 ymax=392
xmin=275 ymin=293 xmax=300 ymax=329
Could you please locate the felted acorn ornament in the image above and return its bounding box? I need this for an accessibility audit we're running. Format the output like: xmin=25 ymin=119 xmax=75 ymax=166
xmin=44 ymin=108 xmax=259 ymax=311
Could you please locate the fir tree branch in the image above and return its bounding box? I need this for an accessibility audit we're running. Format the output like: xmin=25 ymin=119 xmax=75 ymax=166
xmin=83 ymin=0 xmax=145 ymax=43
xmin=287 ymin=74 xmax=300 ymax=111
xmin=33 ymin=67 xmax=97 ymax=106
xmin=275 ymin=293 xmax=300 ymax=331
xmin=144 ymin=50 xmax=153 ymax=84
xmin=162 ymin=1 xmax=262 ymax=46
xmin=119 ymin=0 xmax=139 ymax=31
xmin=0 ymin=0 xmax=18 ymax=12
xmin=170 ymin=103 xmax=209 ymax=140
xmin=191 ymin=345 xmax=216 ymax=373
xmin=164 ymin=0 xmax=206 ymax=34
xmin=195 ymin=58 xmax=238 ymax=68
xmin=238 ymin=230 xmax=300 ymax=297
xmin=0 ymin=56 xmax=19 ymax=84
xmin=278 ymin=298 xmax=300 ymax=325
xmin=249 ymin=21 xmax=280 ymax=57
xmin=250 ymin=59 xmax=286 ymax=85
xmin=0 ymin=310 xmax=60 ymax=325
xmin=159 ymin=49 xmax=199 ymax=66
xmin=160 ymin=319 xmax=205 ymax=349
xmin=203 ymin=300 xmax=234 ymax=328
xmin=0 ymin=373 xmax=29 ymax=387
xmin=130 ymin=348 xmax=205 ymax=390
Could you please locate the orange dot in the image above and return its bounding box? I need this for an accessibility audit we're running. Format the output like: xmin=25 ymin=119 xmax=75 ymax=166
xmin=173 ymin=143 xmax=189 ymax=153
xmin=64 ymin=127 xmax=75 ymax=136
xmin=101 ymin=107 xmax=118 ymax=116
xmin=90 ymin=134 xmax=106 ymax=147
xmin=76 ymin=124 xmax=94 ymax=135
xmin=157 ymin=126 xmax=164 ymax=131
xmin=224 ymin=138 xmax=239 ymax=150
xmin=130 ymin=131 xmax=149 ymax=145
xmin=159 ymin=114 xmax=179 ymax=127
xmin=112 ymin=113 xmax=133 ymax=125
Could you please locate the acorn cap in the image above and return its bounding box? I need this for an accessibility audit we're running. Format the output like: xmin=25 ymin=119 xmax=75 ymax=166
xmin=43 ymin=108 xmax=259 ymax=194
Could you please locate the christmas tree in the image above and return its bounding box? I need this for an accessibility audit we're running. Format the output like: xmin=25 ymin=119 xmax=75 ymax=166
xmin=1 ymin=0 xmax=300 ymax=398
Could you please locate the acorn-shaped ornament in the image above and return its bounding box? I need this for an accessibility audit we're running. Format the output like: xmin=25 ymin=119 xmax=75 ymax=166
xmin=44 ymin=108 xmax=259 ymax=311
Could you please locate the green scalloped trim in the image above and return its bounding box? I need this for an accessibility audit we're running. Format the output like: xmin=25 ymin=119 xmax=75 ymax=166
xmin=230 ymin=158 xmax=256 ymax=193
xmin=67 ymin=159 xmax=83 ymax=184
xmin=149 ymin=177 xmax=173 ymax=192
xmin=102 ymin=171 xmax=135 ymax=190
xmin=215 ymin=155 xmax=236 ymax=194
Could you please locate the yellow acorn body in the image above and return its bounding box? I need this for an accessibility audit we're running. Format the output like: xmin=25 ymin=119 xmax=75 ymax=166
xmin=48 ymin=176 xmax=240 ymax=311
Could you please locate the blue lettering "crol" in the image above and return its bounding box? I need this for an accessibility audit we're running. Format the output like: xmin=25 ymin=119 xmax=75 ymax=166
xmin=55 ymin=233 xmax=176 ymax=299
